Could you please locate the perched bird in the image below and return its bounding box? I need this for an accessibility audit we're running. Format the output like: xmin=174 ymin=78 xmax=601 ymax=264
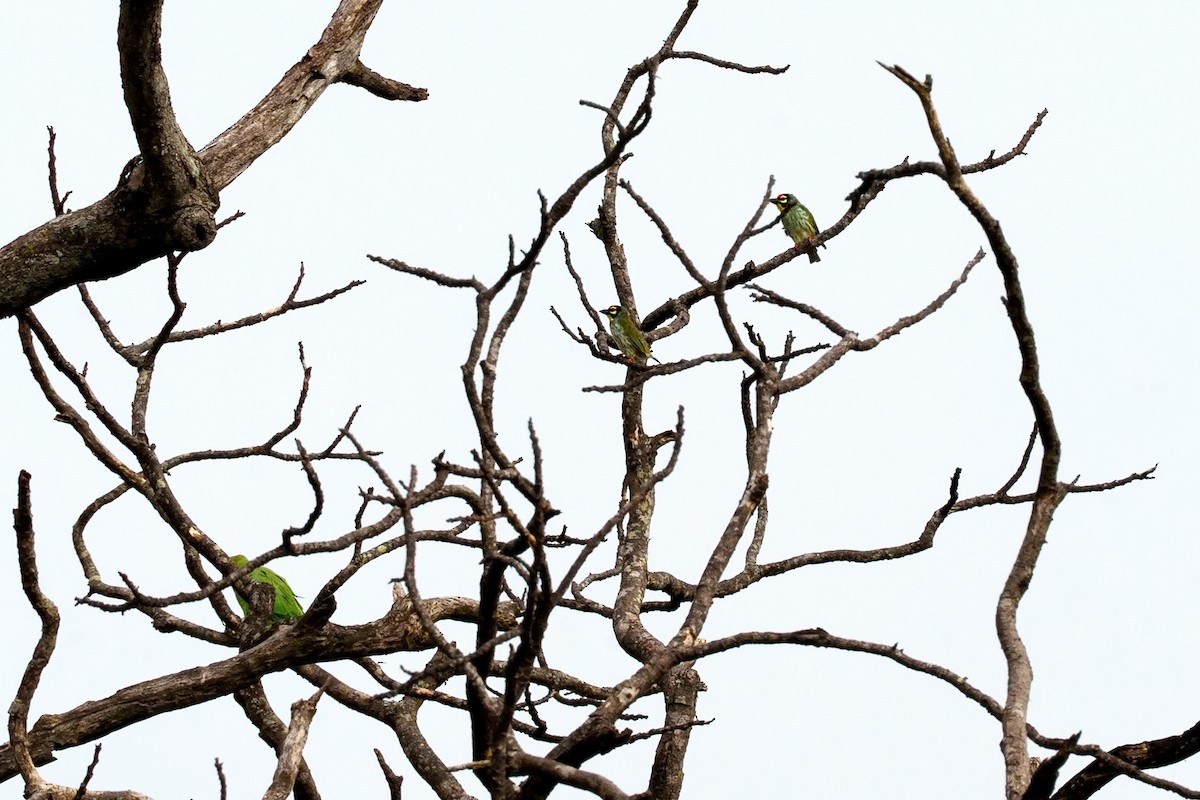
xmin=230 ymin=554 xmax=304 ymax=621
xmin=768 ymin=193 xmax=820 ymax=263
xmin=600 ymin=304 xmax=658 ymax=364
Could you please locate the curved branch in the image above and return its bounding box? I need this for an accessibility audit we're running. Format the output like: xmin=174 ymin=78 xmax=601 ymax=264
xmin=881 ymin=63 xmax=1065 ymax=800
xmin=8 ymin=472 xmax=61 ymax=791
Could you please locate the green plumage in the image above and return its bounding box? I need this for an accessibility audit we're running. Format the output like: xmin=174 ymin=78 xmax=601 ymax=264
xmin=768 ymin=193 xmax=820 ymax=263
xmin=230 ymin=554 xmax=304 ymax=621
xmin=600 ymin=305 xmax=658 ymax=363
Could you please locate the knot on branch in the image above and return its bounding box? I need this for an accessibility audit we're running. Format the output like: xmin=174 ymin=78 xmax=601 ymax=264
xmin=168 ymin=204 xmax=218 ymax=251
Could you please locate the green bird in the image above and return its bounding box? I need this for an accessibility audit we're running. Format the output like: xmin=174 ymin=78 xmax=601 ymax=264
xmin=230 ymin=554 xmax=304 ymax=621
xmin=600 ymin=304 xmax=658 ymax=364
xmin=768 ymin=193 xmax=820 ymax=263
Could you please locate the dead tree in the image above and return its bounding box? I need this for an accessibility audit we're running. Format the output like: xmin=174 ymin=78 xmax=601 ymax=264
xmin=1 ymin=2 xmax=1182 ymax=799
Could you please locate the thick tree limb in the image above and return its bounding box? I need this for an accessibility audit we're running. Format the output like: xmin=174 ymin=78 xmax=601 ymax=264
xmin=118 ymin=0 xmax=216 ymax=250
xmin=644 ymin=665 xmax=700 ymax=800
xmin=0 ymin=0 xmax=424 ymax=318
xmin=202 ymin=0 xmax=425 ymax=190
xmin=0 ymin=595 xmax=508 ymax=782
xmin=1053 ymin=722 xmax=1200 ymax=799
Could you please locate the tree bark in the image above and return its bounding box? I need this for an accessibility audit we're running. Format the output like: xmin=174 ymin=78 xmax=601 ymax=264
xmin=0 ymin=0 xmax=425 ymax=319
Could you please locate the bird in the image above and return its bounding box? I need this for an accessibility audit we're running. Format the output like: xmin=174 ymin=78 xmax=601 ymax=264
xmin=599 ymin=305 xmax=658 ymax=364
xmin=230 ymin=554 xmax=304 ymax=621
xmin=768 ymin=193 xmax=820 ymax=263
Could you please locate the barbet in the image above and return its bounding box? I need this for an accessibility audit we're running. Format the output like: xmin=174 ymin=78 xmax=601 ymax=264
xmin=768 ymin=193 xmax=820 ymax=263
xmin=230 ymin=554 xmax=304 ymax=621
xmin=600 ymin=305 xmax=658 ymax=364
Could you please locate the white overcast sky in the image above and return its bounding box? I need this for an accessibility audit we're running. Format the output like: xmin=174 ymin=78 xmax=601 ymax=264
xmin=2 ymin=2 xmax=1199 ymax=799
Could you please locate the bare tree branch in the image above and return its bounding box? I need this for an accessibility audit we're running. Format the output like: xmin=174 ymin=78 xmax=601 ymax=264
xmin=8 ymin=472 xmax=60 ymax=790
xmin=0 ymin=5 xmax=1167 ymax=800
xmin=881 ymin=62 xmax=1064 ymax=800
xmin=0 ymin=0 xmax=422 ymax=318
xmin=0 ymin=594 xmax=510 ymax=781
xmin=262 ymin=689 xmax=324 ymax=800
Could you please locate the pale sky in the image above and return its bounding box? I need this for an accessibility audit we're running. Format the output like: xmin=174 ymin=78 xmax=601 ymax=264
xmin=2 ymin=2 xmax=1199 ymax=798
